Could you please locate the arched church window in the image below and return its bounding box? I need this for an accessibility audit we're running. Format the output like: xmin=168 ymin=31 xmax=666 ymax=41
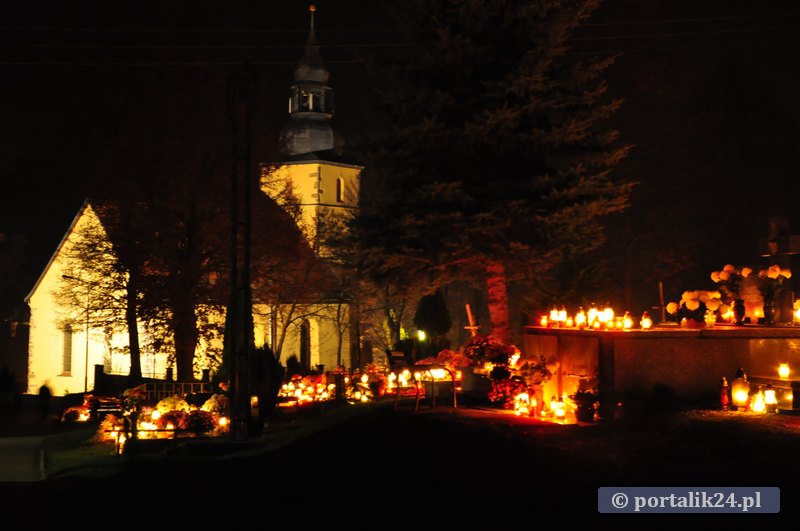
xmin=336 ymin=177 xmax=344 ymax=203
xmin=300 ymin=320 xmax=311 ymax=370
xmin=61 ymin=325 xmax=73 ymax=375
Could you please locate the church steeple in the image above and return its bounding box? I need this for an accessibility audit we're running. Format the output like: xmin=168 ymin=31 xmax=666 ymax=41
xmin=279 ymin=4 xmax=344 ymax=157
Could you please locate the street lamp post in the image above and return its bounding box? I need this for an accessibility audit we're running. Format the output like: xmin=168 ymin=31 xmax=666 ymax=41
xmin=83 ymin=289 xmax=89 ymax=392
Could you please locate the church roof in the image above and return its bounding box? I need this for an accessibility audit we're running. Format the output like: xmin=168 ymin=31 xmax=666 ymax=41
xmin=25 ymin=194 xmax=346 ymax=306
xmin=293 ymin=4 xmax=328 ymax=85
xmin=268 ymin=150 xmax=363 ymax=168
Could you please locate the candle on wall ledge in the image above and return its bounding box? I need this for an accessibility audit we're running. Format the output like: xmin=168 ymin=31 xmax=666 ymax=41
xmin=623 ymin=311 xmax=633 ymax=329
xmin=588 ymin=304 xmax=598 ymax=326
xmin=575 ymin=307 xmax=587 ymax=328
xmin=764 ymin=384 xmax=777 ymax=413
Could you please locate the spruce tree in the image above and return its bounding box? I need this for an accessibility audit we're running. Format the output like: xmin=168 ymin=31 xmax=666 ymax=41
xmin=351 ymin=0 xmax=634 ymax=344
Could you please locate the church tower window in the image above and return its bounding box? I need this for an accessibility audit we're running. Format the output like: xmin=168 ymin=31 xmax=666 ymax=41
xmin=336 ymin=177 xmax=344 ymax=203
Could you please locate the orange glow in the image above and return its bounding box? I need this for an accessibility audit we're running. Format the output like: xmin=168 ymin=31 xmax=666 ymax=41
xmin=540 ymin=315 xmax=548 ymax=327
xmin=779 ymin=364 xmax=790 ymax=379
xmin=587 ymin=305 xmax=599 ymax=325
xmin=764 ymin=389 xmax=778 ymax=406
xmin=750 ymin=389 xmax=765 ymax=413
xmin=623 ymin=312 xmax=633 ymax=329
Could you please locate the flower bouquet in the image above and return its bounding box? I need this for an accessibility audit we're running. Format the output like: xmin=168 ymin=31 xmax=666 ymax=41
xmin=666 ymin=290 xmax=723 ymax=327
xmin=462 ymin=334 xmax=518 ymax=368
xmin=710 ymin=264 xmax=751 ymax=304
xmin=755 ymin=265 xmax=791 ymax=324
xmin=756 ymin=265 xmax=791 ymax=303
xmin=569 ymin=377 xmax=599 ymax=422
xmin=487 ymin=377 xmax=528 ymax=409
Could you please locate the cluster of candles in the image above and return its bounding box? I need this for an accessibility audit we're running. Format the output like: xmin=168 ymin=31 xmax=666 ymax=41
xmin=101 ymin=405 xmax=230 ymax=453
xmin=512 ymin=392 xmax=573 ymax=421
xmin=729 ymin=363 xmax=794 ymax=413
xmin=277 ymin=368 xmax=461 ymax=408
xmin=539 ymin=304 xmax=653 ymax=330
xmin=278 ymin=380 xmax=337 ymax=406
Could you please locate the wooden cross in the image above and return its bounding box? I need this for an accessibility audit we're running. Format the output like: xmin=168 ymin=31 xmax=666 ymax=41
xmin=464 ymin=304 xmax=480 ymax=337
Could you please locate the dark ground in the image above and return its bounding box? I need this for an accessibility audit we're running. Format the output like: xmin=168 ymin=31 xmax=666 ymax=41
xmin=2 ymin=394 xmax=800 ymax=527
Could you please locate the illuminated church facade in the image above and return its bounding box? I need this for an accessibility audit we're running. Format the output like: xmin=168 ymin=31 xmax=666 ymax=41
xmin=25 ymin=7 xmax=362 ymax=396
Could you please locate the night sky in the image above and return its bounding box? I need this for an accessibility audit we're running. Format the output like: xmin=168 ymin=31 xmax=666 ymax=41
xmin=2 ymin=0 xmax=800 ymax=314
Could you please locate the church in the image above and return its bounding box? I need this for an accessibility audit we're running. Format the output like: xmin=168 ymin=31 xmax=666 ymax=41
xmin=24 ymin=6 xmax=363 ymax=396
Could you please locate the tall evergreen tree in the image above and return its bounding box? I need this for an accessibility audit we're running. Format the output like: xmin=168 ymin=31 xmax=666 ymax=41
xmin=351 ymin=0 xmax=634 ymax=344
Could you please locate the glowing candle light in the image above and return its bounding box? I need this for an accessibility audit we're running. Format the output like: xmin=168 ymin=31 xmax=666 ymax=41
xmin=730 ymin=368 xmax=750 ymax=410
xmin=623 ymin=311 xmax=633 ymax=329
xmin=764 ymin=385 xmax=777 ymax=413
xmin=779 ymin=363 xmax=790 ymax=379
xmin=588 ymin=305 xmax=598 ymax=325
xmin=750 ymin=387 xmax=765 ymax=413
xmin=576 ymin=308 xmax=587 ymax=328
xmin=640 ymin=311 xmax=652 ymax=329
xmin=540 ymin=315 xmax=548 ymax=327
xmin=603 ymin=304 xmax=614 ymax=324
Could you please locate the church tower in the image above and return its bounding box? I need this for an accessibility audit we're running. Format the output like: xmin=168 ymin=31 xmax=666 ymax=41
xmin=262 ymin=4 xmax=362 ymax=256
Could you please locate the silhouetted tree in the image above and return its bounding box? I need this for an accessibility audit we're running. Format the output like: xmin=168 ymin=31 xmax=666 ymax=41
xmin=54 ymin=202 xmax=146 ymax=382
xmin=351 ymin=0 xmax=634 ymax=344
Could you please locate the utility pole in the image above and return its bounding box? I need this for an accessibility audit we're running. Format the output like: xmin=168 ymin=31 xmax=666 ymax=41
xmin=224 ymin=64 xmax=257 ymax=440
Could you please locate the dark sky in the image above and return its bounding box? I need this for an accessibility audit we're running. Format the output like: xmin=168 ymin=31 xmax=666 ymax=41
xmin=2 ymin=0 xmax=800 ymax=310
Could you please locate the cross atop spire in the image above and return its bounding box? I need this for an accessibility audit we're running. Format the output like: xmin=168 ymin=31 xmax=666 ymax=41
xmin=308 ymin=4 xmax=317 ymax=45
xmin=279 ymin=4 xmax=344 ymax=157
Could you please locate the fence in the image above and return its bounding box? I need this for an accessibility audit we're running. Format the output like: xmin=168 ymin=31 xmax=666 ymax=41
xmin=144 ymin=382 xmax=211 ymax=402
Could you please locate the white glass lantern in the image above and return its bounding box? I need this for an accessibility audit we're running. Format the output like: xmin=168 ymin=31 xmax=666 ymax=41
xmin=730 ymin=368 xmax=750 ymax=410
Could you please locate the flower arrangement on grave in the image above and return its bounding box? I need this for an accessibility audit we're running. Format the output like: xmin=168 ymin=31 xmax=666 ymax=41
xmin=666 ymin=290 xmax=723 ymax=325
xmin=710 ymin=264 xmax=751 ymax=304
xmin=568 ymin=377 xmax=600 ymax=422
xmin=516 ymin=354 xmax=553 ymax=387
xmin=155 ymin=395 xmax=191 ymax=414
xmin=488 ymin=377 xmax=529 ymax=409
xmin=755 ymin=265 xmax=791 ymax=306
xmin=201 ymin=393 xmax=228 ymax=415
xmin=463 ymin=334 xmax=518 ymax=368
xmin=122 ymin=385 xmax=146 ymax=413
xmin=363 ymin=363 xmax=388 ymax=397
xmin=433 ymin=348 xmax=470 ymax=369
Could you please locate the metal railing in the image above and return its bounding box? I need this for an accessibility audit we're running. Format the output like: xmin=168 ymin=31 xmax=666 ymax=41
xmin=144 ymin=382 xmax=211 ymax=402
